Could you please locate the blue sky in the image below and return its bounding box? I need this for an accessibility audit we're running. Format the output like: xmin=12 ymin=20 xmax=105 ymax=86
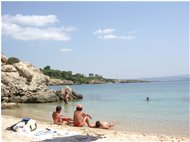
xmin=1 ymin=2 xmax=189 ymax=79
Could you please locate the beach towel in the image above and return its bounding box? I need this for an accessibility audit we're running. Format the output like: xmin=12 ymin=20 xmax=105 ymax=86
xmin=7 ymin=118 xmax=37 ymax=132
xmin=15 ymin=128 xmax=81 ymax=141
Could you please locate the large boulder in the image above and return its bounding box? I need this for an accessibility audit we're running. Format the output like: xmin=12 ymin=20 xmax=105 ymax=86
xmin=1 ymin=54 xmax=82 ymax=104
xmin=35 ymin=90 xmax=60 ymax=103
xmin=56 ymin=87 xmax=83 ymax=101
xmin=1 ymin=54 xmax=51 ymax=103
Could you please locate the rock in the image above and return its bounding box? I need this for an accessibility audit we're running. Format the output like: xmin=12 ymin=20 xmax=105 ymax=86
xmin=70 ymin=91 xmax=83 ymax=99
xmin=1 ymin=53 xmax=8 ymax=64
xmin=20 ymin=96 xmax=28 ymax=103
xmin=56 ymin=88 xmax=83 ymax=101
xmin=88 ymin=79 xmax=107 ymax=84
xmin=13 ymin=62 xmax=33 ymax=82
xmin=1 ymin=103 xmax=19 ymax=109
xmin=2 ymin=97 xmax=9 ymax=103
xmin=1 ymin=54 xmax=50 ymax=103
xmin=1 ymin=53 xmax=82 ymax=104
xmin=35 ymin=90 xmax=60 ymax=103
xmin=9 ymin=96 xmax=21 ymax=103
xmin=1 ymin=65 xmax=17 ymax=72
xmin=48 ymin=78 xmax=74 ymax=85
xmin=56 ymin=90 xmax=65 ymax=100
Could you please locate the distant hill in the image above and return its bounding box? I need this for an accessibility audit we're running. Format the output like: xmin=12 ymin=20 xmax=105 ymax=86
xmin=141 ymin=75 xmax=189 ymax=82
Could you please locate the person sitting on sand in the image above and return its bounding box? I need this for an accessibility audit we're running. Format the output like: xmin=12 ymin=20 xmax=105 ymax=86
xmin=52 ymin=105 xmax=73 ymax=125
xmin=91 ymin=121 xmax=114 ymax=129
xmin=73 ymin=104 xmax=92 ymax=127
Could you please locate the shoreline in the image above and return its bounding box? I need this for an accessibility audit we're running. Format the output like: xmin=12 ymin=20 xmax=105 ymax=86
xmin=2 ymin=113 xmax=188 ymax=138
xmin=2 ymin=115 xmax=190 ymax=142
xmin=48 ymin=80 xmax=150 ymax=86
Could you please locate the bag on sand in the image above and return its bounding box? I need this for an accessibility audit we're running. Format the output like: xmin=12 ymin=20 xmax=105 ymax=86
xmin=7 ymin=118 xmax=37 ymax=132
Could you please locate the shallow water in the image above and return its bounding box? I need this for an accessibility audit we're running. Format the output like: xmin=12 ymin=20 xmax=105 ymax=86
xmin=2 ymin=81 xmax=189 ymax=136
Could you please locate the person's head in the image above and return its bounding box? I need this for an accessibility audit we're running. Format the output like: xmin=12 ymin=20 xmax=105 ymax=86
xmin=146 ymin=97 xmax=149 ymax=101
xmin=76 ymin=104 xmax=83 ymax=111
xmin=56 ymin=105 xmax=62 ymax=113
xmin=95 ymin=121 xmax=101 ymax=128
xmin=65 ymin=88 xmax=69 ymax=93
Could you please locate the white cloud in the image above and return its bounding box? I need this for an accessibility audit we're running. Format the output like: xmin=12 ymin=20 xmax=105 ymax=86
xmin=2 ymin=14 xmax=75 ymax=41
xmin=99 ymin=34 xmax=117 ymax=39
xmin=2 ymin=14 xmax=58 ymax=27
xmin=99 ymin=34 xmax=136 ymax=40
xmin=94 ymin=28 xmax=137 ymax=40
xmin=60 ymin=48 xmax=73 ymax=52
xmin=94 ymin=28 xmax=115 ymax=35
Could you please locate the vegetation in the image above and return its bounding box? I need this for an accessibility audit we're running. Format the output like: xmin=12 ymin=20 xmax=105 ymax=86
xmin=7 ymin=57 xmax=20 ymax=65
xmin=40 ymin=65 xmax=114 ymax=84
xmin=40 ymin=65 xmax=148 ymax=84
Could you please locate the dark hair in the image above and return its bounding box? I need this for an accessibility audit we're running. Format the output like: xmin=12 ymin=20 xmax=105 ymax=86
xmin=95 ymin=121 xmax=101 ymax=128
xmin=56 ymin=105 xmax=62 ymax=112
xmin=76 ymin=107 xmax=82 ymax=111
xmin=146 ymin=97 xmax=149 ymax=101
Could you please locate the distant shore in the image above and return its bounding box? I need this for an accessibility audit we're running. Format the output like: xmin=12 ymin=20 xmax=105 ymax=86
xmin=2 ymin=115 xmax=190 ymax=142
xmin=48 ymin=78 xmax=149 ymax=86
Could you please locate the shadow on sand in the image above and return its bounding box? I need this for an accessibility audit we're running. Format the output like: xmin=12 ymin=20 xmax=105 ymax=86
xmin=39 ymin=134 xmax=103 ymax=142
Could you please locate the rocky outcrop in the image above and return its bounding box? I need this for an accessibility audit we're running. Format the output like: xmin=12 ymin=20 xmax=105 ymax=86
xmin=1 ymin=54 xmax=82 ymax=104
xmin=1 ymin=102 xmax=19 ymax=109
xmin=88 ymin=79 xmax=107 ymax=84
xmin=48 ymin=78 xmax=74 ymax=86
xmin=49 ymin=78 xmax=108 ymax=85
xmin=56 ymin=90 xmax=83 ymax=100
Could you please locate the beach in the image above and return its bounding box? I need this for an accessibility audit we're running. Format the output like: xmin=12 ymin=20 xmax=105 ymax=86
xmin=1 ymin=1 xmax=189 ymax=142
xmin=2 ymin=115 xmax=189 ymax=142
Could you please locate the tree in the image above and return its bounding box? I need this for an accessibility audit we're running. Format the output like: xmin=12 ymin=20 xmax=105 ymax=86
xmin=95 ymin=74 xmax=103 ymax=79
xmin=40 ymin=66 xmax=111 ymax=84
xmin=52 ymin=70 xmax=62 ymax=78
xmin=7 ymin=57 xmax=20 ymax=65
xmin=44 ymin=65 xmax=51 ymax=70
xmin=89 ymin=73 xmax=94 ymax=77
xmin=75 ymin=73 xmax=84 ymax=78
xmin=67 ymin=71 xmax=72 ymax=75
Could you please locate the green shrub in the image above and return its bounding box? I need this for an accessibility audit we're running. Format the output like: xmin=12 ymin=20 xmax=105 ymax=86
xmin=7 ymin=57 xmax=20 ymax=65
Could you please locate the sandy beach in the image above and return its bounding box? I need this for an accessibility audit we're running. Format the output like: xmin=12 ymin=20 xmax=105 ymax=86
xmin=1 ymin=115 xmax=189 ymax=142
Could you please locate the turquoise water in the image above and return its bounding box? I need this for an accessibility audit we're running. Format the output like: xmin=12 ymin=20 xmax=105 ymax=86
xmin=2 ymin=81 xmax=189 ymax=136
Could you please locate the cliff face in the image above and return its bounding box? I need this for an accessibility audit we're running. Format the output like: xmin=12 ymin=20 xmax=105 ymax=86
xmin=1 ymin=54 xmax=61 ymax=103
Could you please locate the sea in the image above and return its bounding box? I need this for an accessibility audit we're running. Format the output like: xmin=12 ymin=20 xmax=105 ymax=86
xmin=2 ymin=81 xmax=189 ymax=137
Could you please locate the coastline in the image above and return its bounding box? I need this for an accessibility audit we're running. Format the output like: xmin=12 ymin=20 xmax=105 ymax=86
xmin=47 ymin=79 xmax=150 ymax=86
xmin=2 ymin=115 xmax=189 ymax=142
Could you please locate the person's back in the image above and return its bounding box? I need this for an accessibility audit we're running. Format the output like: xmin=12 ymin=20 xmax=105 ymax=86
xmin=101 ymin=121 xmax=113 ymax=129
xmin=52 ymin=105 xmax=73 ymax=125
xmin=52 ymin=111 xmax=57 ymax=120
xmin=73 ymin=110 xmax=83 ymax=125
xmin=73 ymin=104 xmax=92 ymax=127
xmin=52 ymin=106 xmax=62 ymax=125
xmin=92 ymin=121 xmax=114 ymax=129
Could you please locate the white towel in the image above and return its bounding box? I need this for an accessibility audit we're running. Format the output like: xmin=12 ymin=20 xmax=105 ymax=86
xmin=14 ymin=128 xmax=81 ymax=141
